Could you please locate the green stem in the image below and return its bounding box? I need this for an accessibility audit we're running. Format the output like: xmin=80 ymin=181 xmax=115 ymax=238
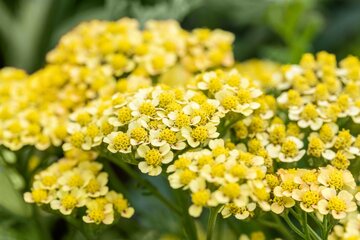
xmin=33 ymin=206 xmax=52 ymax=240
xmin=322 ymin=215 xmax=328 ymax=238
xmin=302 ymin=212 xmax=310 ymax=240
xmin=271 ymin=214 xmax=296 ymax=240
xmin=105 ymin=157 xmax=181 ymax=215
xmin=206 ymin=207 xmax=220 ymax=240
xmin=307 ymin=226 xmax=323 ymax=240
xmin=282 ymin=213 xmax=305 ymax=238
xmin=174 ymin=189 xmax=198 ymax=240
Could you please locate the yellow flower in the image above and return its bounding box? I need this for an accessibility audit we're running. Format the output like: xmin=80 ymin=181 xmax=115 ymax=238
xmin=83 ymin=200 xmax=114 ymax=225
xmin=50 ymin=189 xmax=87 ymax=215
xmin=137 ymin=144 xmax=173 ymax=176
xmin=106 ymin=191 xmax=134 ymax=218
xmin=318 ymin=188 xmax=357 ymax=219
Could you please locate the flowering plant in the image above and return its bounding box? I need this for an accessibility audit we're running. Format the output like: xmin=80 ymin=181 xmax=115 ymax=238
xmin=1 ymin=18 xmax=360 ymax=240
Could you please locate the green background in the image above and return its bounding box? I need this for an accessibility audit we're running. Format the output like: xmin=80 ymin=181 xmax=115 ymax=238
xmin=0 ymin=0 xmax=359 ymax=73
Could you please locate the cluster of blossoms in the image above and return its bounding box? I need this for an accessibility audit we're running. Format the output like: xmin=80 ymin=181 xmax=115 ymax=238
xmin=0 ymin=18 xmax=234 ymax=152
xmin=168 ymin=140 xmax=360 ymax=221
xmin=47 ymin=18 xmax=234 ymax=81
xmin=270 ymin=167 xmax=358 ymax=219
xmin=24 ymin=149 xmax=134 ymax=224
xmin=167 ymin=139 xmax=267 ymax=218
xmin=329 ymin=213 xmax=360 ymax=239
xmin=2 ymin=16 xmax=360 ymax=239
xmin=64 ymin=69 xmax=262 ymax=176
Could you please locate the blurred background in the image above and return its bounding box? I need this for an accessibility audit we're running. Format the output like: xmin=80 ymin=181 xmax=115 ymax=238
xmin=0 ymin=0 xmax=360 ymax=73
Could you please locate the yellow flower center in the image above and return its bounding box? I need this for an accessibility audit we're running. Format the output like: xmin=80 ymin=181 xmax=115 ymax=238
xmin=164 ymin=102 xmax=182 ymax=114
xmin=229 ymin=164 xmax=246 ymax=179
xmin=221 ymin=95 xmax=238 ymax=110
xmin=86 ymin=179 xmax=100 ymax=194
xmin=192 ymin=190 xmax=210 ymax=206
xmin=337 ymin=94 xmax=350 ymax=111
xmin=70 ymin=132 xmax=85 ymax=148
xmin=287 ymin=90 xmax=302 ymax=106
xmin=113 ymin=197 xmax=128 ymax=213
xmin=226 ymin=74 xmax=240 ymax=87
xmin=117 ymin=107 xmax=132 ymax=124
xmin=101 ymin=121 xmax=114 ymax=135
xmin=201 ymin=102 xmax=216 ymax=116
xmin=152 ymin=55 xmax=165 ymax=70
xmin=41 ymin=176 xmax=57 ymax=187
xmin=145 ymin=149 xmax=162 ymax=166
xmin=88 ymin=208 xmax=105 ymax=224
xmin=266 ymin=174 xmax=280 ymax=189
xmin=237 ymin=89 xmax=252 ymax=104
xmin=208 ymin=78 xmax=222 ymax=93
xmin=281 ymin=140 xmax=299 ymax=158
xmin=308 ymin=137 xmax=325 ymax=157
xmin=319 ymin=124 xmax=335 ymax=143
xmin=222 ymin=183 xmax=241 ymax=199
xmin=248 ymin=139 xmax=263 ymax=154
xmin=249 ymin=116 xmax=265 ymax=134
xmin=139 ymin=102 xmax=156 ymax=117
xmin=301 ymin=103 xmax=318 ymax=120
xmin=130 ymin=127 xmax=148 ymax=143
xmin=328 ymin=171 xmax=344 ymax=190
xmin=159 ymin=129 xmax=177 ymax=145
xmin=334 ymin=130 xmax=352 ymax=150
xmin=269 ymin=125 xmax=286 ymax=145
xmin=301 ymin=171 xmax=318 ymax=184
xmin=61 ymin=195 xmax=78 ymax=210
xmin=212 ymin=146 xmax=228 ymax=157
xmin=331 ymin=152 xmax=350 ymax=170
xmin=314 ymin=84 xmax=329 ymax=101
xmin=281 ymin=180 xmax=298 ymax=192
xmin=191 ymin=126 xmax=209 ymax=142
xmin=328 ymin=196 xmax=346 ymax=212
xmin=54 ymin=125 xmax=67 ymax=140
xmin=287 ymin=123 xmax=301 ymax=137
xmin=76 ymin=112 xmax=92 ymax=126
xmin=302 ymin=191 xmax=320 ymax=207
xmin=8 ymin=121 xmax=22 ymax=134
xmin=197 ymin=155 xmax=214 ymax=168
xmin=110 ymin=54 xmax=128 ymax=69
xmin=68 ymin=174 xmax=84 ymax=188
xmin=175 ymin=113 xmax=190 ymax=128
xmin=86 ymin=124 xmax=99 ymax=138
xmin=211 ymin=164 xmax=225 ymax=177
xmin=158 ymin=92 xmax=175 ymax=108
xmin=174 ymin=157 xmax=191 ymax=169
xmin=179 ymin=169 xmax=196 ymax=185
xmin=31 ymin=189 xmax=48 ymax=203
xmin=254 ymin=187 xmax=270 ymax=201
xmin=112 ymin=132 xmax=130 ymax=151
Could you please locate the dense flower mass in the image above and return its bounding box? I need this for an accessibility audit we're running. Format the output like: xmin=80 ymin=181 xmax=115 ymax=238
xmin=1 ymin=17 xmax=360 ymax=240
xmin=24 ymin=149 xmax=134 ymax=224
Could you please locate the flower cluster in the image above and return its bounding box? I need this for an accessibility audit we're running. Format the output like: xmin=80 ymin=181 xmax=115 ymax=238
xmin=64 ymin=69 xmax=262 ymax=176
xmin=24 ymin=149 xmax=134 ymax=224
xmin=167 ymin=139 xmax=266 ymax=219
xmin=5 ymin=16 xmax=360 ymax=238
xmin=47 ymin=18 xmax=234 ymax=78
xmin=329 ymin=213 xmax=360 ymax=240
xmin=0 ymin=18 xmax=234 ymax=152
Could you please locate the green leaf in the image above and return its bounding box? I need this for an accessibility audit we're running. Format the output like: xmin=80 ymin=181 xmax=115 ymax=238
xmin=0 ymin=166 xmax=31 ymax=217
xmin=98 ymin=145 xmax=138 ymax=165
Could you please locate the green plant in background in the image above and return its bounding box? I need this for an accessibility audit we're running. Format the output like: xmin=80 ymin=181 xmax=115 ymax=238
xmin=1 ymin=0 xmax=360 ymax=72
